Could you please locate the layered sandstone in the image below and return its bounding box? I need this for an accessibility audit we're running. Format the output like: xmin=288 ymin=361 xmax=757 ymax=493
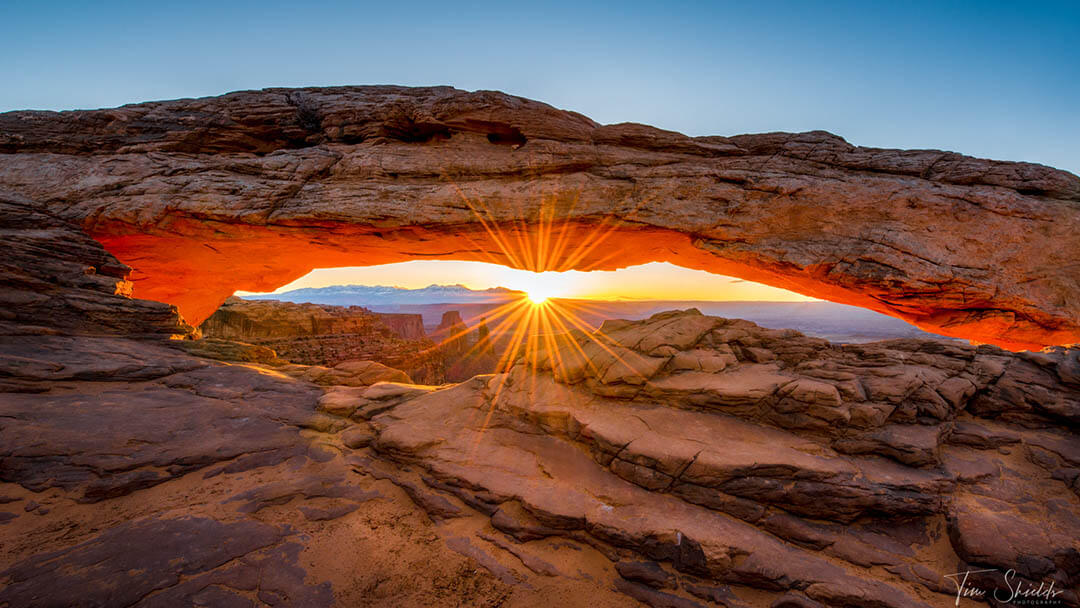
xmin=4 ymin=312 xmax=1078 ymax=606
xmin=433 ymin=310 xmax=469 ymax=355
xmin=1 ymin=86 xmax=1078 ymax=349
xmin=359 ymin=310 xmax=1080 ymax=606
xmin=1 ymin=335 xmax=617 ymax=607
xmin=375 ymin=313 xmax=426 ymax=340
xmin=200 ymin=296 xmax=426 ymax=344
xmin=199 ymin=297 xmax=441 ymax=382
xmin=0 ymin=197 xmax=192 ymax=338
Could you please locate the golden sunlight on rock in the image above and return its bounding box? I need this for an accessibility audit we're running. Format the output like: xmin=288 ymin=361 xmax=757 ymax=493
xmin=1 ymin=85 xmax=1078 ymax=608
xmin=26 ymin=86 xmax=1069 ymax=351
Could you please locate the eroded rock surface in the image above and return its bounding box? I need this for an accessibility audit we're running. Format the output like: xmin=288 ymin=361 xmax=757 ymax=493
xmin=2 ymin=86 xmax=1079 ymax=349
xmin=0 ymin=516 xmax=331 ymax=608
xmin=2 ymin=86 xmax=1079 ymax=605
xmin=0 ymin=335 xmax=630 ymax=607
xmin=200 ymin=296 xmax=444 ymax=381
xmin=2 ymin=310 xmax=1079 ymax=606
xmin=202 ymin=296 xmax=427 ymax=344
xmin=360 ymin=311 xmax=1080 ymax=606
xmin=0 ymin=197 xmax=192 ymax=338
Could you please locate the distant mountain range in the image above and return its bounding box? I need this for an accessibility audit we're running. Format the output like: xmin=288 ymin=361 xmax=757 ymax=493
xmin=240 ymin=284 xmax=953 ymax=344
xmin=243 ymin=284 xmax=523 ymax=307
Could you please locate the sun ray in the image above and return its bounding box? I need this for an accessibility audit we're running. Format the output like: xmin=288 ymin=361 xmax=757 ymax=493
xmin=536 ymin=194 xmax=554 ymax=273
xmin=541 ymin=303 xmax=605 ymax=380
xmin=538 ymin=302 xmax=603 ymax=385
xmin=452 ymin=185 xmax=527 ymax=270
xmin=445 ymin=179 xmax=671 ymax=461
xmin=523 ymin=303 xmax=542 ymax=401
xmin=537 ymin=305 xmax=565 ymax=381
xmin=546 ymin=189 xmax=581 ymax=272
xmin=563 ymin=189 xmax=663 ymax=272
xmin=547 ymin=298 xmax=626 ymax=322
xmin=462 ymin=306 xmax=531 ymax=430
xmin=440 ymin=298 xmax=531 ymax=361
xmin=559 ymin=196 xmax=654 ymax=272
xmin=552 ymin=298 xmax=610 ymax=314
xmin=471 ymin=301 xmax=534 ymax=353
xmin=548 ymin=299 xmax=650 ymax=380
xmin=414 ymin=298 xmax=527 ymax=358
xmin=466 ymin=302 xmax=537 ymax=460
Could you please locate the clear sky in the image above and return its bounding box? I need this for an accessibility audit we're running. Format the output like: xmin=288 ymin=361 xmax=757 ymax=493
xmin=5 ymin=1 xmax=1077 ymax=300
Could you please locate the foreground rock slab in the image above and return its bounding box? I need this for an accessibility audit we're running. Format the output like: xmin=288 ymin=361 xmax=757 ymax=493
xmin=363 ymin=311 xmax=1080 ymax=607
xmin=0 ymin=336 xmax=637 ymax=607
xmin=2 ymin=311 xmax=1079 ymax=605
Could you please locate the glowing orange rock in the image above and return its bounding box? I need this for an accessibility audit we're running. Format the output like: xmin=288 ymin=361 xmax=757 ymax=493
xmin=1 ymin=86 xmax=1077 ymax=350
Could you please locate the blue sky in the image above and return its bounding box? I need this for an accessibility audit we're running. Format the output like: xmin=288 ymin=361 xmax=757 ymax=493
xmin=2 ymin=0 xmax=1078 ymax=173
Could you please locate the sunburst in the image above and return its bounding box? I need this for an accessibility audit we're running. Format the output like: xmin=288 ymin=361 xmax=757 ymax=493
xmin=417 ymin=186 xmax=660 ymax=459
xmin=526 ymin=289 xmax=550 ymax=304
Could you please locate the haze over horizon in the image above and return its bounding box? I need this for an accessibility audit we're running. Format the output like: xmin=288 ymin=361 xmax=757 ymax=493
xmin=236 ymin=261 xmax=819 ymax=303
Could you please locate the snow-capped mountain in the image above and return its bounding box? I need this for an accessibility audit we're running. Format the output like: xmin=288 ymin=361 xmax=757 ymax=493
xmin=242 ymin=284 xmax=523 ymax=307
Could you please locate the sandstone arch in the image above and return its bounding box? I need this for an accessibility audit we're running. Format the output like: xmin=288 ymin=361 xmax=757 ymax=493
xmin=2 ymin=85 xmax=1078 ymax=350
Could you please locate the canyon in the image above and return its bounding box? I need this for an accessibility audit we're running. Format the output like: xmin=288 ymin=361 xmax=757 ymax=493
xmin=200 ymin=297 xmax=441 ymax=383
xmin=198 ymin=297 xmax=499 ymax=384
xmin=1 ymin=86 xmax=1078 ymax=607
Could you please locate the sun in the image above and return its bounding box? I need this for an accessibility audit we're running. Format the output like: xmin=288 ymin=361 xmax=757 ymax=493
xmin=527 ymin=288 xmax=552 ymax=304
xmin=515 ymin=271 xmax=563 ymax=305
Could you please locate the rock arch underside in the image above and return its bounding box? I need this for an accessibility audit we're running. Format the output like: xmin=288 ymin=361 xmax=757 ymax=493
xmin=2 ymin=86 xmax=1080 ymax=608
xmin=1 ymin=85 xmax=1079 ymax=349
